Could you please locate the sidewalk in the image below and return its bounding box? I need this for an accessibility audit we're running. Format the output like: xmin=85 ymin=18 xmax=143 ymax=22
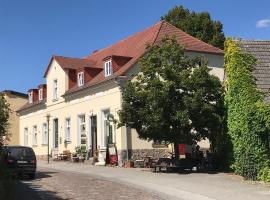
xmin=38 ymin=161 xmax=270 ymax=200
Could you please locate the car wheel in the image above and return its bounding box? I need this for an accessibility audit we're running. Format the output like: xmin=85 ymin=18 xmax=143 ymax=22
xmin=29 ymin=173 xmax=36 ymax=179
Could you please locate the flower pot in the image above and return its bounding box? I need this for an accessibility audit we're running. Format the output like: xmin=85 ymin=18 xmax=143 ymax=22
xmin=124 ymin=161 xmax=134 ymax=168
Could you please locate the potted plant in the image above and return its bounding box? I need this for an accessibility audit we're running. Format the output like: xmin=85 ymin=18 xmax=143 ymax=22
xmin=123 ymin=160 xmax=134 ymax=168
xmin=75 ymin=146 xmax=87 ymax=162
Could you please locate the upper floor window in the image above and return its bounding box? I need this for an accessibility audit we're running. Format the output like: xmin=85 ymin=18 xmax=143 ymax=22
xmin=39 ymin=88 xmax=43 ymax=101
xmin=29 ymin=92 xmax=33 ymax=103
xmin=53 ymin=80 xmax=58 ymax=100
xmin=78 ymin=72 xmax=84 ymax=86
xmin=104 ymin=60 xmax=112 ymax=77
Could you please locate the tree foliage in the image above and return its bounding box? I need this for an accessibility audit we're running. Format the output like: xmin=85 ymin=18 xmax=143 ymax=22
xmin=225 ymin=38 xmax=270 ymax=180
xmin=0 ymin=93 xmax=10 ymax=148
xmin=161 ymin=5 xmax=225 ymax=49
xmin=118 ymin=38 xmax=224 ymax=155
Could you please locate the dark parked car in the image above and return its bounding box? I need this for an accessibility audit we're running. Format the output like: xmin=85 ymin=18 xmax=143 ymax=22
xmin=1 ymin=146 xmax=37 ymax=179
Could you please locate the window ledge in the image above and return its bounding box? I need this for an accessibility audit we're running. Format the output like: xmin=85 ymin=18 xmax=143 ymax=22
xmin=41 ymin=144 xmax=48 ymax=146
xmin=32 ymin=145 xmax=38 ymax=147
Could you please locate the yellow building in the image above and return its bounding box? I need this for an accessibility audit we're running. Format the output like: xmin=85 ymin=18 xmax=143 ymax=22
xmin=17 ymin=21 xmax=224 ymax=163
xmin=1 ymin=90 xmax=28 ymax=145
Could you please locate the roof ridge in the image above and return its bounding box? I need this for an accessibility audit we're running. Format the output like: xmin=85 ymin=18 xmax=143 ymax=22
xmin=83 ymin=21 xmax=163 ymax=59
xmin=160 ymin=20 xmax=223 ymax=52
xmin=54 ymin=55 xmax=94 ymax=62
xmin=151 ymin=20 xmax=165 ymax=45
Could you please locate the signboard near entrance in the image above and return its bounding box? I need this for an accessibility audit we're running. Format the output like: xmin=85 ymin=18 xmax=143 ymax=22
xmin=106 ymin=143 xmax=118 ymax=165
xmin=179 ymin=144 xmax=186 ymax=155
xmin=179 ymin=144 xmax=186 ymax=159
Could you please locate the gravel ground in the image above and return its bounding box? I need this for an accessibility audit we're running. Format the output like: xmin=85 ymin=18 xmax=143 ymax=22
xmin=16 ymin=168 xmax=164 ymax=200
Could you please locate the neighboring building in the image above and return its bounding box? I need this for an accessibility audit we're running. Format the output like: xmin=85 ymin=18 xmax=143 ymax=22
xmin=238 ymin=40 xmax=270 ymax=101
xmin=17 ymin=21 xmax=224 ymax=163
xmin=1 ymin=90 xmax=28 ymax=145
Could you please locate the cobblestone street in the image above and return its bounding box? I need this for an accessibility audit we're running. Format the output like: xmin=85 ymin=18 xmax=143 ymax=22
xmin=16 ymin=167 xmax=164 ymax=200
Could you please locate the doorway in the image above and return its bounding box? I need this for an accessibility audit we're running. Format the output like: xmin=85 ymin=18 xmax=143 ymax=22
xmin=53 ymin=118 xmax=59 ymax=148
xmin=90 ymin=115 xmax=97 ymax=157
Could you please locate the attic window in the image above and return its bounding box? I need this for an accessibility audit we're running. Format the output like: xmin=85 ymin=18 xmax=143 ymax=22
xmin=29 ymin=91 xmax=33 ymax=104
xmin=104 ymin=60 xmax=112 ymax=77
xmin=78 ymin=72 xmax=84 ymax=86
xmin=39 ymin=88 xmax=43 ymax=101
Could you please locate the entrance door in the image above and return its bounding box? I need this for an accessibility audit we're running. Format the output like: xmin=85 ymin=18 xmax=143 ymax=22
xmin=53 ymin=118 xmax=59 ymax=148
xmin=90 ymin=116 xmax=97 ymax=157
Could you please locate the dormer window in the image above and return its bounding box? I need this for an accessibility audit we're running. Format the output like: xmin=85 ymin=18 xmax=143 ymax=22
xmin=39 ymin=88 xmax=43 ymax=101
xmin=104 ymin=60 xmax=112 ymax=77
xmin=78 ymin=72 xmax=84 ymax=86
xmin=29 ymin=92 xmax=33 ymax=103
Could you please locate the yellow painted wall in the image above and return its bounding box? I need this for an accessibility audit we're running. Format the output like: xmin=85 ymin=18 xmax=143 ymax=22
xmin=4 ymin=93 xmax=27 ymax=145
xmin=19 ymin=52 xmax=224 ymax=157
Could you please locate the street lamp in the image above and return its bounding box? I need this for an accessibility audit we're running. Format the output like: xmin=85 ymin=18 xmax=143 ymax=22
xmin=46 ymin=113 xmax=51 ymax=164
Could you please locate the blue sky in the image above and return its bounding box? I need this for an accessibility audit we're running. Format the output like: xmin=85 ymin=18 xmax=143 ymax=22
xmin=1 ymin=0 xmax=270 ymax=93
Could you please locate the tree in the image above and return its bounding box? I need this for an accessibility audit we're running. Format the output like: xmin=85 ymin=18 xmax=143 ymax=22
xmin=118 ymin=38 xmax=225 ymax=158
xmin=161 ymin=5 xmax=225 ymax=49
xmin=0 ymin=93 xmax=10 ymax=148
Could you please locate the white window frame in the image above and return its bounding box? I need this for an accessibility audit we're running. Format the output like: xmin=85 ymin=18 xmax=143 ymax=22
xmin=65 ymin=118 xmax=71 ymax=142
xmin=32 ymin=125 xmax=38 ymax=146
xmin=42 ymin=123 xmax=48 ymax=145
xmin=78 ymin=115 xmax=86 ymax=146
xmin=29 ymin=91 xmax=33 ymax=103
xmin=101 ymin=109 xmax=110 ymax=149
xmin=77 ymin=72 xmax=84 ymax=86
xmin=53 ymin=79 xmax=58 ymax=100
xmin=104 ymin=60 xmax=112 ymax=77
xmin=39 ymin=88 xmax=43 ymax=101
xmin=24 ymin=127 xmax=28 ymax=146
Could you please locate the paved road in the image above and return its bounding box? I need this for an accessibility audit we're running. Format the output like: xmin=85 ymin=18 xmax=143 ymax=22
xmin=16 ymin=168 xmax=164 ymax=200
xmin=16 ymin=161 xmax=270 ymax=200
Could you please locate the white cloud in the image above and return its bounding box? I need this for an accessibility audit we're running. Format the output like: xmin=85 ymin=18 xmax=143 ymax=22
xmin=256 ymin=19 xmax=270 ymax=28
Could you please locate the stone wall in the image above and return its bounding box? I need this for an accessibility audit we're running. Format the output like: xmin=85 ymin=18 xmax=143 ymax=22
xmin=118 ymin=148 xmax=171 ymax=163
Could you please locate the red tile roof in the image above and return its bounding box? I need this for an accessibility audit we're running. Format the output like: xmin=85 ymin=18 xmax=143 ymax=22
xmin=44 ymin=55 xmax=98 ymax=77
xmin=31 ymin=20 xmax=224 ymax=100
xmin=63 ymin=20 xmax=223 ymax=95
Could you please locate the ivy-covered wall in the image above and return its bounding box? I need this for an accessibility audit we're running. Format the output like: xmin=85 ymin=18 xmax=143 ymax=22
xmin=225 ymin=38 xmax=270 ymax=180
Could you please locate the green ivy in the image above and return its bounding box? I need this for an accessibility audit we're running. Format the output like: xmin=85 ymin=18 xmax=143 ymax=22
xmin=224 ymin=39 xmax=270 ymax=180
xmin=258 ymin=166 xmax=270 ymax=182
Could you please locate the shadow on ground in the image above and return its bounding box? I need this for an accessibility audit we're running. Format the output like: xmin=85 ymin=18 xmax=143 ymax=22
xmin=15 ymin=171 xmax=69 ymax=200
xmin=17 ymin=171 xmax=58 ymax=181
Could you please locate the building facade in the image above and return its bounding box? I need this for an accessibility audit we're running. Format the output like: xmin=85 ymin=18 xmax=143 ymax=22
xmin=1 ymin=90 xmax=28 ymax=145
xmin=18 ymin=21 xmax=224 ymax=163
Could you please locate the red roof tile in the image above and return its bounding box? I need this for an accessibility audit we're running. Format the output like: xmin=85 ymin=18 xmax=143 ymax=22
xmin=43 ymin=20 xmax=223 ymax=96
xmin=64 ymin=20 xmax=223 ymax=95
xmin=44 ymin=55 xmax=98 ymax=77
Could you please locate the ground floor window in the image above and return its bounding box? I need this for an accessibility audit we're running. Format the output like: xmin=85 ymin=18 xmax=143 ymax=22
xmin=65 ymin=118 xmax=71 ymax=142
xmin=42 ymin=123 xmax=48 ymax=145
xmin=102 ymin=109 xmax=112 ymax=148
xmin=78 ymin=115 xmax=86 ymax=147
xmin=32 ymin=126 xmax=37 ymax=146
xmin=24 ymin=128 xmax=28 ymax=146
